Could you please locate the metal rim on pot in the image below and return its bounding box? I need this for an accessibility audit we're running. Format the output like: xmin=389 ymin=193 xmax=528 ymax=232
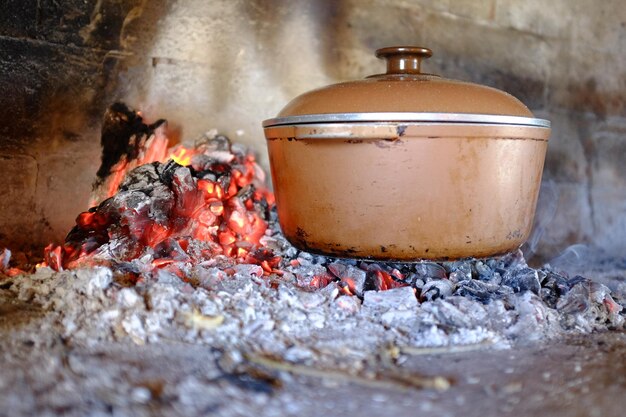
xmin=262 ymin=112 xmax=551 ymax=128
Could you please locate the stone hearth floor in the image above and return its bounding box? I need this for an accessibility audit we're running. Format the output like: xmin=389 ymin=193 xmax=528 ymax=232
xmin=1 ymin=264 xmax=625 ymax=417
xmin=0 ymin=308 xmax=624 ymax=417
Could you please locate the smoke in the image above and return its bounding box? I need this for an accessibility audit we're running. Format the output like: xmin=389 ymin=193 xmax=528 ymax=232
xmin=547 ymin=243 xmax=592 ymax=273
xmin=524 ymin=180 xmax=559 ymax=258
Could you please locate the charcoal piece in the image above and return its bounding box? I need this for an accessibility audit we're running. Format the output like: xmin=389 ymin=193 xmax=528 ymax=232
xmin=414 ymin=262 xmax=447 ymax=280
xmin=208 ymin=151 xmax=236 ymax=164
xmin=232 ymin=264 xmax=264 ymax=278
xmin=358 ymin=262 xmax=404 ymax=283
xmin=197 ymin=134 xmax=232 ymax=152
xmin=448 ymin=271 xmax=465 ymax=284
xmin=502 ymin=267 xmax=540 ymax=294
xmin=118 ymin=162 xmax=162 ymax=191
xmin=539 ymin=270 xmax=570 ymax=308
xmin=171 ymin=166 xmax=196 ymax=194
xmin=556 ymin=282 xmax=590 ymax=315
xmin=442 ymin=260 xmax=472 ymax=281
xmin=147 ymin=183 xmax=175 ymax=225
xmin=95 ymin=102 xmax=166 ymax=185
xmin=474 ymin=261 xmax=497 ymax=282
xmin=539 ymin=287 xmax=558 ymax=308
xmin=505 ymin=292 xmax=551 ymax=339
xmin=421 ymin=297 xmax=476 ymax=329
xmin=362 ymin=286 xmax=418 ymax=311
xmin=65 ymin=204 xmax=116 ymax=250
xmin=190 ymin=154 xmax=214 ymax=172
xmin=205 ymin=161 xmax=232 ymax=176
xmin=296 ymin=251 xmax=327 ymax=266
xmin=358 ymin=268 xmax=398 ymax=292
xmin=489 ymin=272 xmax=503 ymax=285
xmin=456 ymin=279 xmax=513 ymax=303
xmin=109 ymin=189 xmax=153 ymax=213
xmin=189 ymin=153 xmax=236 ymax=174
xmin=155 ymin=159 xmax=180 ymax=186
xmin=217 ymin=173 xmax=232 ymax=194
xmin=104 ymin=190 xmax=159 ymax=243
xmin=420 ymin=279 xmax=455 ymax=302
xmin=93 ymin=235 xmax=145 ymax=262
xmin=441 ymin=260 xmax=469 ymax=272
xmin=253 ymin=196 xmax=270 ymax=221
xmin=198 ymin=171 xmax=218 ymax=181
xmin=567 ymin=275 xmax=587 ymax=289
xmin=236 ymin=185 xmax=255 ymax=202
xmin=486 ymin=249 xmax=526 ymax=270
xmin=230 ymin=142 xmax=248 ymax=158
xmin=364 ymin=270 xmax=381 ymax=292
xmin=556 ymin=280 xmax=624 ymax=329
xmin=328 ymin=263 xmax=367 ymax=297
xmin=154 ymin=238 xmax=191 ymax=262
xmin=109 ymin=260 xmax=143 ymax=275
xmin=587 ymin=281 xmax=619 ymax=307
xmin=403 ymin=273 xmax=425 ymax=289
xmin=535 ymin=268 xmax=548 ymax=288
xmin=294 ymin=264 xmax=333 ymax=290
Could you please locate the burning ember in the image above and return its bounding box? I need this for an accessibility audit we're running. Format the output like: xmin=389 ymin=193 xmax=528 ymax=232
xmin=41 ymin=104 xmax=276 ymax=277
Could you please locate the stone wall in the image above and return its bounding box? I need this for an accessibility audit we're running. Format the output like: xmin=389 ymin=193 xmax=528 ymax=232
xmin=0 ymin=0 xmax=624 ymax=259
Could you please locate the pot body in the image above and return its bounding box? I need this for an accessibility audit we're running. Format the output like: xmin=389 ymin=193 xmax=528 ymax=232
xmin=264 ymin=122 xmax=550 ymax=261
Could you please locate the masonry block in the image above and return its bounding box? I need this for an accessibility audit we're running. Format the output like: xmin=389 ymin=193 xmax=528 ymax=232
xmin=0 ymin=153 xmax=38 ymax=249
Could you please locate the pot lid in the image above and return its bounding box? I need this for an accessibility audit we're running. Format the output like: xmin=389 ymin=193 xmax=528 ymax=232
xmin=264 ymin=46 xmax=549 ymax=128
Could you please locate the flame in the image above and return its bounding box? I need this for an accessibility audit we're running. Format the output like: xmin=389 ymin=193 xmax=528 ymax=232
xmin=341 ymin=285 xmax=354 ymax=296
xmin=43 ymin=129 xmax=276 ymax=273
xmin=170 ymin=147 xmax=192 ymax=166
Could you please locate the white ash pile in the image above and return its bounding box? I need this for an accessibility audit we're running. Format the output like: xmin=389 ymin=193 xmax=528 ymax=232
xmin=2 ymin=245 xmax=624 ymax=378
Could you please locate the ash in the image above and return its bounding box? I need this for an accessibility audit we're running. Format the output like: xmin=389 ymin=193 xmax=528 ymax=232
xmin=6 ymin=243 xmax=625 ymax=357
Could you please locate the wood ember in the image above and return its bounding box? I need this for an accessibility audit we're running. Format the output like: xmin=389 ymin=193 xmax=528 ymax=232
xmin=44 ymin=134 xmax=273 ymax=272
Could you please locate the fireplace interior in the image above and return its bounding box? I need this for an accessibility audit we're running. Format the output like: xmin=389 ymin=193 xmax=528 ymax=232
xmin=0 ymin=1 xmax=625 ymax=416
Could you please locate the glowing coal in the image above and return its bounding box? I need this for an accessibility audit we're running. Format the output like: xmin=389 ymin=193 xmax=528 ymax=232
xmin=42 ymin=133 xmax=274 ymax=275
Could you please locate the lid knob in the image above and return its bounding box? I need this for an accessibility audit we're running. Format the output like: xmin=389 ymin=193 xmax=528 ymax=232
xmin=375 ymin=46 xmax=433 ymax=75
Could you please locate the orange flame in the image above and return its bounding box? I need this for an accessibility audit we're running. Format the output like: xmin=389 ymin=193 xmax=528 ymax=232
xmin=170 ymin=148 xmax=189 ymax=166
xmin=44 ymin=128 xmax=277 ymax=272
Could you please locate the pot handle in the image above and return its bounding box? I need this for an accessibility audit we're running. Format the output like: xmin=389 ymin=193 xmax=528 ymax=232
xmin=375 ymin=46 xmax=432 ymax=75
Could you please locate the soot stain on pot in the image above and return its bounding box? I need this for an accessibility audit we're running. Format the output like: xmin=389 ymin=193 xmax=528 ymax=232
xmin=506 ymin=230 xmax=524 ymax=240
xmin=291 ymin=229 xmax=364 ymax=258
xmin=374 ymin=139 xmax=403 ymax=149
xmin=294 ymin=242 xmax=361 ymax=258
xmin=295 ymin=227 xmax=310 ymax=240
